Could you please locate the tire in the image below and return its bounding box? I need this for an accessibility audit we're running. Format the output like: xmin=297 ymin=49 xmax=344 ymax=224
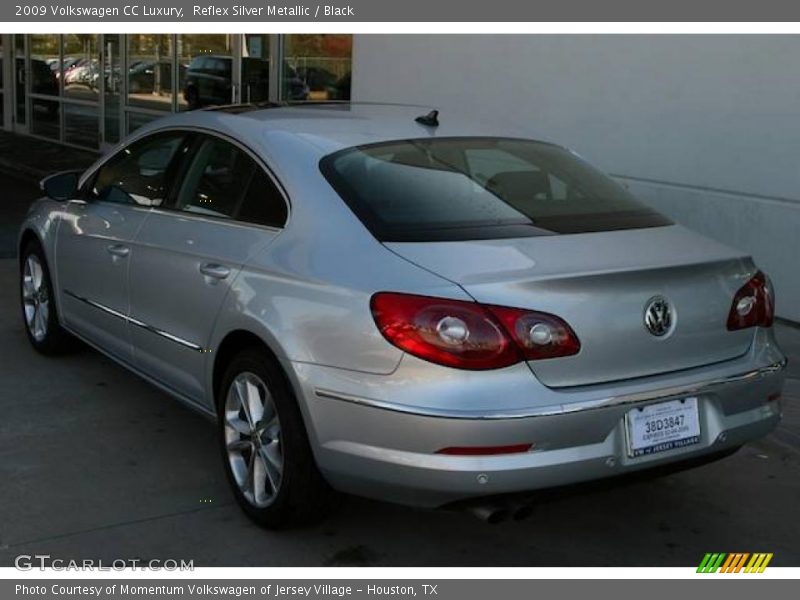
xmin=217 ymin=348 xmax=333 ymax=528
xmin=20 ymin=240 xmax=75 ymax=355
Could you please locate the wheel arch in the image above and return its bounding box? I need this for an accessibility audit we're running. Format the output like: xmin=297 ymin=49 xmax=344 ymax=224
xmin=18 ymin=229 xmax=43 ymax=265
xmin=212 ymin=329 xmax=295 ymax=410
xmin=210 ymin=328 xmax=322 ymax=450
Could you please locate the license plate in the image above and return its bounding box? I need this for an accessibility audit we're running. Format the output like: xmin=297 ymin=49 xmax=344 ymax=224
xmin=625 ymin=397 xmax=701 ymax=457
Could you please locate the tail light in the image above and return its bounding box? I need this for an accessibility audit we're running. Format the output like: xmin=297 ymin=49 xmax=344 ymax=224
xmin=727 ymin=271 xmax=774 ymax=330
xmin=370 ymin=292 xmax=580 ymax=370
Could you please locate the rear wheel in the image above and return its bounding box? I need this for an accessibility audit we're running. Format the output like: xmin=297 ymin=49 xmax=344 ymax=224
xmin=218 ymin=348 xmax=333 ymax=528
xmin=20 ymin=241 xmax=74 ymax=355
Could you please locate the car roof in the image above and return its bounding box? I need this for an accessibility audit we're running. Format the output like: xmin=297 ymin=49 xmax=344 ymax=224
xmin=135 ymin=102 xmax=551 ymax=160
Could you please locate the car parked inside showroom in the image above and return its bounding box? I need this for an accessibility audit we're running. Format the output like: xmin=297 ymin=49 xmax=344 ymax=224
xmin=18 ymin=103 xmax=786 ymax=527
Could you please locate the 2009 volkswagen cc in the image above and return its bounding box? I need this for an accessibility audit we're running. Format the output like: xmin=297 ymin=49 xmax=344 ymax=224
xmin=19 ymin=103 xmax=786 ymax=527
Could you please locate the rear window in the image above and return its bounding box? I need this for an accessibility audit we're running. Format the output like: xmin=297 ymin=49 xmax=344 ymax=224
xmin=320 ymin=137 xmax=671 ymax=242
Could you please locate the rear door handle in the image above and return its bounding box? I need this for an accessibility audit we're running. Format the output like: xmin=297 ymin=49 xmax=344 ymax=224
xmin=199 ymin=263 xmax=231 ymax=280
xmin=106 ymin=244 xmax=130 ymax=258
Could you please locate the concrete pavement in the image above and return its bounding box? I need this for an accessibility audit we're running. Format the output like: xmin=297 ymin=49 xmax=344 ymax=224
xmin=0 ymin=255 xmax=798 ymax=566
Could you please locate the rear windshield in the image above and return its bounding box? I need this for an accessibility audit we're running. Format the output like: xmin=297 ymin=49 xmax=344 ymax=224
xmin=320 ymin=137 xmax=671 ymax=242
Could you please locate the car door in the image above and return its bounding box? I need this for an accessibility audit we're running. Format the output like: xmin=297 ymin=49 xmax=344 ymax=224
xmin=55 ymin=130 xmax=188 ymax=364
xmin=128 ymin=133 xmax=288 ymax=404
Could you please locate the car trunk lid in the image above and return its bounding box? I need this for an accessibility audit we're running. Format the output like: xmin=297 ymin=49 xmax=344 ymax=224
xmin=385 ymin=225 xmax=756 ymax=388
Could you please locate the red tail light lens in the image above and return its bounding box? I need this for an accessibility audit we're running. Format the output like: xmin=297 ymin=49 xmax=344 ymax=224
xmin=485 ymin=305 xmax=582 ymax=361
xmin=727 ymin=271 xmax=775 ymax=331
xmin=370 ymin=293 xmax=520 ymax=370
xmin=370 ymin=292 xmax=581 ymax=370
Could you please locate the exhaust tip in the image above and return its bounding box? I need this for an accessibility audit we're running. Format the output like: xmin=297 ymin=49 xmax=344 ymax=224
xmin=469 ymin=504 xmax=510 ymax=524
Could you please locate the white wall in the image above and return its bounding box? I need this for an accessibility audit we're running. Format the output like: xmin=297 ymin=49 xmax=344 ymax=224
xmin=352 ymin=35 xmax=800 ymax=321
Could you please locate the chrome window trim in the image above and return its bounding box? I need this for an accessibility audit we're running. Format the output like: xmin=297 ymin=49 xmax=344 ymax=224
xmin=63 ymin=289 xmax=205 ymax=353
xmin=314 ymin=358 xmax=787 ymax=420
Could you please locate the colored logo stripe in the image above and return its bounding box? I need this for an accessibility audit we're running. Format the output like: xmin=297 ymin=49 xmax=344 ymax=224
xmin=697 ymin=553 xmax=726 ymax=573
xmin=745 ymin=553 xmax=773 ymax=573
xmin=697 ymin=553 xmax=773 ymax=573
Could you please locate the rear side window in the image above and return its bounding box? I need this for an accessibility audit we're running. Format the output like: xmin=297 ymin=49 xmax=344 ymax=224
xmin=175 ymin=137 xmax=256 ymax=218
xmin=89 ymin=132 xmax=186 ymax=206
xmin=237 ymin=169 xmax=288 ymax=228
xmin=173 ymin=135 xmax=287 ymax=228
xmin=320 ymin=137 xmax=671 ymax=242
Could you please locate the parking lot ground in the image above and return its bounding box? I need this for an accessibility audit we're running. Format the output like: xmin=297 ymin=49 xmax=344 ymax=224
xmin=0 ymin=252 xmax=798 ymax=566
xmin=0 ymin=176 xmax=39 ymax=259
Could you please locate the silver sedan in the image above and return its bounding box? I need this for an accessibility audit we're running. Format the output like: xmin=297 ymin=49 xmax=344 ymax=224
xmin=18 ymin=103 xmax=786 ymax=527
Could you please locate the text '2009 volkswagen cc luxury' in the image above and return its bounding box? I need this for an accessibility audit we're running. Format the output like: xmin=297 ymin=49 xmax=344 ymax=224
xmin=19 ymin=103 xmax=786 ymax=527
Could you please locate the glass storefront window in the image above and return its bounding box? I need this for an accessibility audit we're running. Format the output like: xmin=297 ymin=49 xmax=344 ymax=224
xmin=127 ymin=110 xmax=160 ymax=134
xmin=282 ymin=35 xmax=352 ymax=101
xmin=65 ymin=103 xmax=98 ymax=148
xmin=241 ymin=34 xmax=271 ymax=104
xmin=104 ymin=34 xmax=122 ymax=144
xmin=177 ymin=34 xmax=233 ymax=110
xmin=29 ymin=34 xmax=59 ymax=96
xmin=127 ymin=35 xmax=175 ymax=111
xmin=30 ymin=98 xmax=59 ymax=140
xmin=63 ymin=34 xmax=99 ymax=101
xmin=15 ymin=35 xmax=26 ymax=124
xmin=7 ymin=33 xmax=355 ymax=148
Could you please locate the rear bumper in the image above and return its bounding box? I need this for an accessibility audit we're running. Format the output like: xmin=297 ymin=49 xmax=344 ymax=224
xmin=291 ymin=337 xmax=786 ymax=508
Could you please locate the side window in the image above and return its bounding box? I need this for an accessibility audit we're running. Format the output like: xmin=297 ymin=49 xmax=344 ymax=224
xmin=237 ymin=169 xmax=288 ymax=228
xmin=89 ymin=132 xmax=186 ymax=206
xmin=175 ymin=137 xmax=256 ymax=219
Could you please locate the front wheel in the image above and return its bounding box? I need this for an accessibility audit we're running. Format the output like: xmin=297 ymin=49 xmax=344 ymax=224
xmin=218 ymin=348 xmax=333 ymax=528
xmin=20 ymin=241 xmax=74 ymax=355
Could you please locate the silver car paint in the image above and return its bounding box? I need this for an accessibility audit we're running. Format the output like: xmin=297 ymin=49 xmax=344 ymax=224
xmin=18 ymin=104 xmax=787 ymax=507
xmin=386 ymin=226 xmax=756 ymax=387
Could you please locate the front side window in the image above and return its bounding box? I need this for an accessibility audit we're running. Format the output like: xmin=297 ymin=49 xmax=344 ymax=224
xmin=321 ymin=137 xmax=672 ymax=242
xmin=89 ymin=132 xmax=187 ymax=206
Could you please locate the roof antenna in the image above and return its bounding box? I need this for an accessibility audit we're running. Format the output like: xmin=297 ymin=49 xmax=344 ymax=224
xmin=415 ymin=110 xmax=439 ymax=127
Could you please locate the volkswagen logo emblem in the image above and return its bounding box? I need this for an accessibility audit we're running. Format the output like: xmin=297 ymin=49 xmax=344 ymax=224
xmin=644 ymin=296 xmax=674 ymax=337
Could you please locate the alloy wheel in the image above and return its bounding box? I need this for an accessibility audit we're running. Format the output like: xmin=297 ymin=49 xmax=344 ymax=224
xmin=223 ymin=372 xmax=284 ymax=508
xmin=22 ymin=254 xmax=50 ymax=342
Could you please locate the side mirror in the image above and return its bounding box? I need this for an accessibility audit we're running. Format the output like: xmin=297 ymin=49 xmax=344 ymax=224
xmin=40 ymin=171 xmax=80 ymax=201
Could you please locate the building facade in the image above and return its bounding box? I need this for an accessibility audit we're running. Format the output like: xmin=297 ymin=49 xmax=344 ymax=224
xmin=0 ymin=34 xmax=352 ymax=152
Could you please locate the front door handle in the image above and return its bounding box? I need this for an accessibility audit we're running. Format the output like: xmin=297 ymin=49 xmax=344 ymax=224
xmin=106 ymin=244 xmax=130 ymax=258
xmin=199 ymin=263 xmax=231 ymax=280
